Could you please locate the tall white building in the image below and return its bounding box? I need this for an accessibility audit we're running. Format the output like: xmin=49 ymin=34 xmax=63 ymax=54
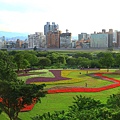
xmin=28 ymin=32 xmax=46 ymax=48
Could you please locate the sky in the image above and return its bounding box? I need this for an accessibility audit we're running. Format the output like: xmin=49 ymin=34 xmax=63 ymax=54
xmin=0 ymin=0 xmax=120 ymax=37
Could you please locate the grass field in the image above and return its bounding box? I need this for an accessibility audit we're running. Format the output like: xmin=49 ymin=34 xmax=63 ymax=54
xmin=1 ymin=69 xmax=120 ymax=120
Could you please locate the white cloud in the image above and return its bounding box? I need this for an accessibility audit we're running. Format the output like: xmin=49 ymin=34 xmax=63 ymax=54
xmin=0 ymin=0 xmax=120 ymax=36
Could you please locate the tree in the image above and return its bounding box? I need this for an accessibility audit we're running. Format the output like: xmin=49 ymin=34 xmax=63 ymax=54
xmin=36 ymin=51 xmax=48 ymax=57
xmin=23 ymin=52 xmax=38 ymax=68
xmin=0 ymin=51 xmax=17 ymax=82
xmin=69 ymin=95 xmax=103 ymax=112
xmin=58 ymin=56 xmax=66 ymax=65
xmin=38 ymin=57 xmax=51 ymax=69
xmin=0 ymin=50 xmax=46 ymax=120
xmin=90 ymin=59 xmax=101 ymax=68
xmin=97 ymin=52 xmax=106 ymax=59
xmin=31 ymin=111 xmax=68 ymax=120
xmin=73 ymin=52 xmax=93 ymax=60
xmin=76 ymin=57 xmax=91 ymax=68
xmin=99 ymin=52 xmax=114 ymax=72
xmin=66 ymin=58 xmax=77 ymax=68
xmin=21 ymin=59 xmax=30 ymax=73
xmin=56 ymin=55 xmax=67 ymax=68
xmin=46 ymin=52 xmax=59 ymax=64
xmin=14 ymin=52 xmax=24 ymax=72
xmin=0 ymin=81 xmax=46 ymax=120
xmin=114 ymin=53 xmax=120 ymax=69
xmin=107 ymin=93 xmax=120 ymax=109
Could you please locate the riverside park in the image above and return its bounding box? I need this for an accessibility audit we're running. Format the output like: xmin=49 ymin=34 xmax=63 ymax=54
xmin=1 ymin=68 xmax=120 ymax=120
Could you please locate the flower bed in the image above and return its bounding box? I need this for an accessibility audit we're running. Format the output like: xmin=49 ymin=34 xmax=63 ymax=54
xmin=0 ymin=98 xmax=36 ymax=112
xmin=1 ymin=71 xmax=120 ymax=112
xmin=26 ymin=70 xmax=70 ymax=84
xmin=47 ymin=72 xmax=120 ymax=94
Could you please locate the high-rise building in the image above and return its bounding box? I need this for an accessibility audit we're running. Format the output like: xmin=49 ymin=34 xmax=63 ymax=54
xmin=90 ymin=30 xmax=108 ymax=48
xmin=16 ymin=39 xmax=23 ymax=48
xmin=46 ymin=30 xmax=61 ymax=48
xmin=117 ymin=32 xmax=120 ymax=47
xmin=28 ymin=32 xmax=46 ymax=48
xmin=44 ymin=22 xmax=59 ymax=35
xmin=90 ymin=29 xmax=114 ymax=48
xmin=108 ymin=29 xmax=113 ymax=48
xmin=60 ymin=29 xmax=72 ymax=48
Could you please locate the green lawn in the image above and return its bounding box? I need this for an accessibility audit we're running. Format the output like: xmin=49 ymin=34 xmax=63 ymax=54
xmin=19 ymin=86 xmax=120 ymax=120
xmin=1 ymin=69 xmax=120 ymax=120
xmin=103 ymin=73 xmax=120 ymax=80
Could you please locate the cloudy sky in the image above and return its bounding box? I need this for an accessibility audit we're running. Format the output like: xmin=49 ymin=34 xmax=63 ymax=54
xmin=0 ymin=0 xmax=120 ymax=36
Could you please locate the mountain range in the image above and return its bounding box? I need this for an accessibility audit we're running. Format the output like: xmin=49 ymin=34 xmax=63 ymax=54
xmin=0 ymin=31 xmax=78 ymax=41
xmin=0 ymin=31 xmax=28 ymax=40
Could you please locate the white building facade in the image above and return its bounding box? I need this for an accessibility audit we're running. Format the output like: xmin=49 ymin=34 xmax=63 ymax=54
xmin=60 ymin=30 xmax=72 ymax=48
xmin=28 ymin=32 xmax=46 ymax=48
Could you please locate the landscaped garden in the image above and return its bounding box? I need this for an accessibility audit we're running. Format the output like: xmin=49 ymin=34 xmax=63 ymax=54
xmin=19 ymin=69 xmax=120 ymax=94
xmin=1 ymin=50 xmax=120 ymax=119
xmin=1 ymin=69 xmax=118 ymax=120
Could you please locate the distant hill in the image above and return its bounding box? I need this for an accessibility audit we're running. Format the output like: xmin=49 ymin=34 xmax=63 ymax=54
xmin=0 ymin=31 xmax=28 ymax=40
xmin=0 ymin=31 xmax=78 ymax=41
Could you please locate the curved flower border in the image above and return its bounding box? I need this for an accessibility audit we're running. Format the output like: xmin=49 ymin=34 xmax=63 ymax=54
xmin=1 ymin=71 xmax=120 ymax=112
xmin=47 ymin=73 xmax=120 ymax=94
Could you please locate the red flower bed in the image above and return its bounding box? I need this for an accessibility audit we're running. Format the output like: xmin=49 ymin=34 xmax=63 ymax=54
xmin=20 ymin=103 xmax=35 ymax=112
xmin=0 ymin=98 xmax=36 ymax=112
xmin=47 ymin=73 xmax=120 ymax=94
xmin=0 ymin=98 xmax=2 ymax=102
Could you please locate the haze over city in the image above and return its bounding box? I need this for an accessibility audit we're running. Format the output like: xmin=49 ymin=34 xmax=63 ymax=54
xmin=0 ymin=0 xmax=120 ymax=37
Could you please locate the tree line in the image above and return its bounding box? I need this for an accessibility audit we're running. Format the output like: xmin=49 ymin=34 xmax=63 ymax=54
xmin=6 ymin=50 xmax=120 ymax=70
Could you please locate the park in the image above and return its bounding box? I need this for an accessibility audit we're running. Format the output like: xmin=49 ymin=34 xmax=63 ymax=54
xmin=1 ymin=50 xmax=120 ymax=119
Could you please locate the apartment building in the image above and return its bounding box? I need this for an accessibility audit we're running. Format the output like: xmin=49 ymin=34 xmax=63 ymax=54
xmin=16 ymin=39 xmax=23 ymax=48
xmin=46 ymin=30 xmax=61 ymax=48
xmin=117 ymin=32 xmax=120 ymax=47
xmin=28 ymin=32 xmax=46 ymax=48
xmin=60 ymin=29 xmax=72 ymax=48
xmin=44 ymin=22 xmax=59 ymax=35
xmin=108 ymin=29 xmax=113 ymax=48
xmin=90 ymin=29 xmax=113 ymax=48
xmin=90 ymin=31 xmax=108 ymax=48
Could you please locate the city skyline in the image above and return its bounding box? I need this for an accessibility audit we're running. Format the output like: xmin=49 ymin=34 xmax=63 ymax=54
xmin=0 ymin=0 xmax=120 ymax=36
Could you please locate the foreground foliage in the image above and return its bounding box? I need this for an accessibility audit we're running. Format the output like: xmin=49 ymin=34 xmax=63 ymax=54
xmin=32 ymin=94 xmax=120 ymax=120
xmin=0 ymin=50 xmax=46 ymax=120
